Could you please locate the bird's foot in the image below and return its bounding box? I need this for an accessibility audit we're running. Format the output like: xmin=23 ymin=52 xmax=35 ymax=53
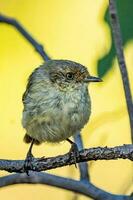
xmin=23 ymin=151 xmax=34 ymax=176
xmin=69 ymin=142 xmax=80 ymax=168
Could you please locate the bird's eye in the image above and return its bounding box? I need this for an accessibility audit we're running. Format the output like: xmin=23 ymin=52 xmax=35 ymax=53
xmin=66 ymin=72 xmax=74 ymax=80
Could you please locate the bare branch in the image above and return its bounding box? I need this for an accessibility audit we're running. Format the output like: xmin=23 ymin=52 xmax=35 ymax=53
xmin=0 ymin=144 xmax=133 ymax=173
xmin=109 ymin=0 xmax=133 ymax=142
xmin=0 ymin=172 xmax=132 ymax=200
xmin=0 ymin=13 xmax=51 ymax=61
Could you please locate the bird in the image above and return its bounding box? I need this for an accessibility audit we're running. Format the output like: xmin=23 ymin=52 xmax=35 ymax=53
xmin=22 ymin=59 xmax=101 ymax=173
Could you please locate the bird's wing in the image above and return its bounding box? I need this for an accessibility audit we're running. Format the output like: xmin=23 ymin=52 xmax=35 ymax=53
xmin=22 ymin=70 xmax=36 ymax=103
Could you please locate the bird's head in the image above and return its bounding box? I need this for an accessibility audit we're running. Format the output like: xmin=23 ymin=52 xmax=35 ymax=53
xmin=44 ymin=60 xmax=102 ymax=92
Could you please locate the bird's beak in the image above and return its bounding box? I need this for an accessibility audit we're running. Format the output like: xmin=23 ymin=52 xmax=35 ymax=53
xmin=84 ymin=76 xmax=102 ymax=83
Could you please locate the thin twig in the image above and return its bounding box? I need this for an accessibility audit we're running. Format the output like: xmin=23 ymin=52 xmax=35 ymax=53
xmin=0 ymin=172 xmax=131 ymax=200
xmin=109 ymin=0 xmax=133 ymax=142
xmin=0 ymin=14 xmax=51 ymax=61
xmin=0 ymin=144 xmax=133 ymax=173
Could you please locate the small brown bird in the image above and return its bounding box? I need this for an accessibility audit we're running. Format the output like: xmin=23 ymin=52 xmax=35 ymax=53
xmin=22 ymin=59 xmax=101 ymax=172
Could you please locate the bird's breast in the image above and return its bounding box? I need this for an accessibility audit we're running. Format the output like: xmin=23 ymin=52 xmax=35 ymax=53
xmin=23 ymin=86 xmax=91 ymax=143
xmin=60 ymin=88 xmax=91 ymax=132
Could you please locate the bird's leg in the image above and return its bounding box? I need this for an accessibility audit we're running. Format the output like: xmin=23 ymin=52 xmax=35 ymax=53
xmin=67 ymin=138 xmax=80 ymax=167
xmin=24 ymin=139 xmax=34 ymax=175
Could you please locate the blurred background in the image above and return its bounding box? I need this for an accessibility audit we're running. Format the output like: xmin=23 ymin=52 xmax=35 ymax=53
xmin=0 ymin=0 xmax=133 ymax=199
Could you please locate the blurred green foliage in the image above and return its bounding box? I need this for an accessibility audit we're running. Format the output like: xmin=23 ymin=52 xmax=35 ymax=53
xmin=97 ymin=0 xmax=133 ymax=77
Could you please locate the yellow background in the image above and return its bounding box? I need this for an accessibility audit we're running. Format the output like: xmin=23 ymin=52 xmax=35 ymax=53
xmin=0 ymin=0 xmax=133 ymax=199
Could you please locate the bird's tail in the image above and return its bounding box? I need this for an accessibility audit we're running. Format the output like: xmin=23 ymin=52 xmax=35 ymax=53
xmin=23 ymin=133 xmax=41 ymax=145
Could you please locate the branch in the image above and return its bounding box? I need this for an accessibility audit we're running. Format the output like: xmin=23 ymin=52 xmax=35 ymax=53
xmin=0 ymin=172 xmax=131 ymax=200
xmin=109 ymin=0 xmax=133 ymax=142
xmin=0 ymin=144 xmax=133 ymax=173
xmin=0 ymin=14 xmax=51 ymax=61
